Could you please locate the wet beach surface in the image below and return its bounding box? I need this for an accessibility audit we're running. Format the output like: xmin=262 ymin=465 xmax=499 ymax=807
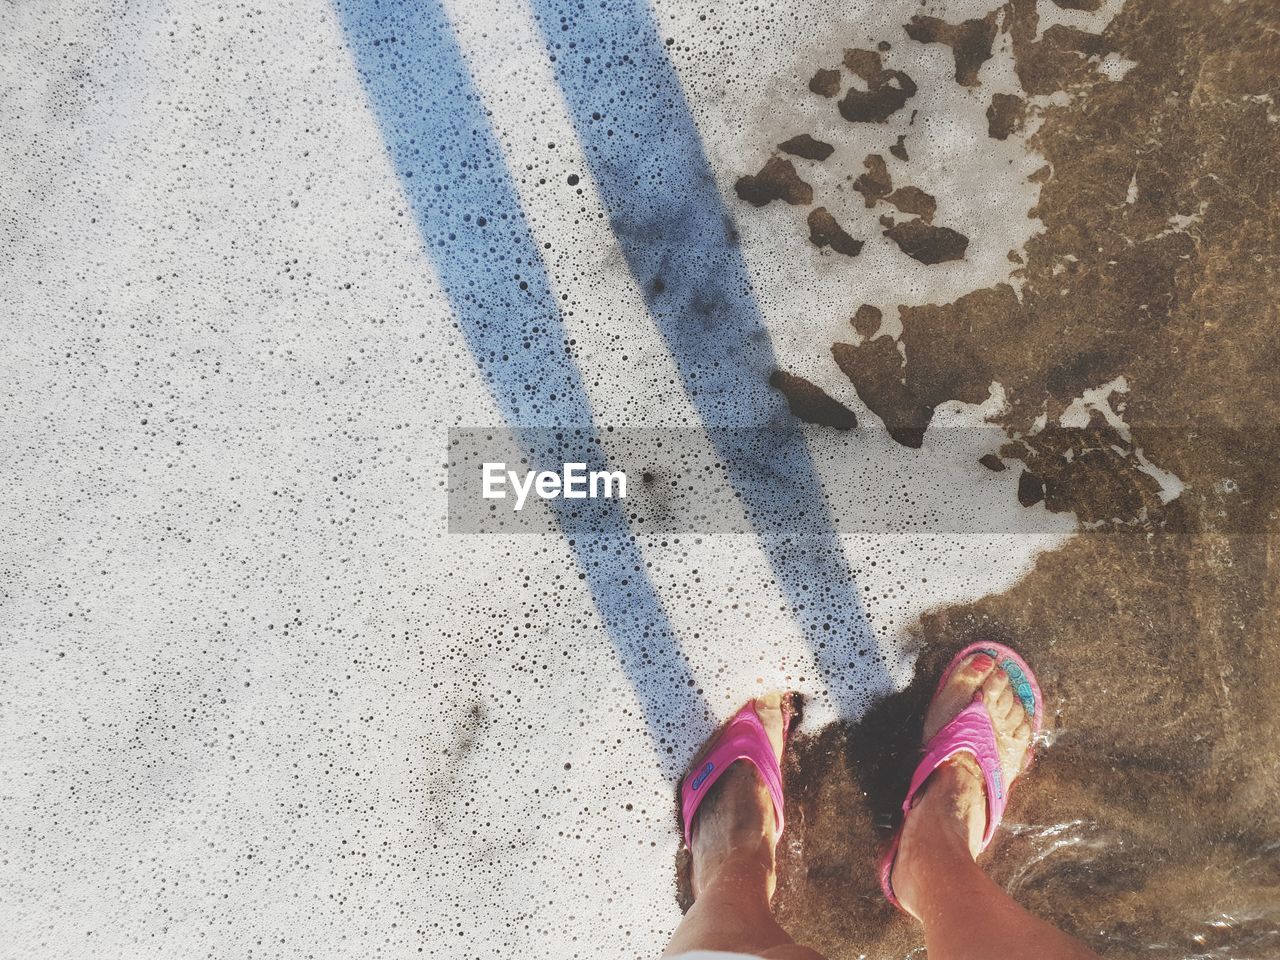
xmin=683 ymin=0 xmax=1280 ymax=956
xmin=2 ymin=0 xmax=1276 ymax=956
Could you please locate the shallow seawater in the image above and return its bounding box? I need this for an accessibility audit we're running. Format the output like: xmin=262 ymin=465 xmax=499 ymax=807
xmin=766 ymin=570 xmax=1280 ymax=959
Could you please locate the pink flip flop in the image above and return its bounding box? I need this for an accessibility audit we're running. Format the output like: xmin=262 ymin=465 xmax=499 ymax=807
xmin=879 ymin=642 xmax=1043 ymax=912
xmin=680 ymin=698 xmax=793 ymax=847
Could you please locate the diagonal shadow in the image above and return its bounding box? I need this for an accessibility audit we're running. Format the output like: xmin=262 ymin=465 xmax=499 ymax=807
xmin=333 ymin=0 xmax=712 ymax=766
xmin=526 ymin=0 xmax=893 ymax=712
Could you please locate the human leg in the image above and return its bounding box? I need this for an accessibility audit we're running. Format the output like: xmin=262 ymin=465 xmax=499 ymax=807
xmin=888 ymin=654 xmax=1102 ymax=960
xmin=663 ymin=694 xmax=827 ymax=960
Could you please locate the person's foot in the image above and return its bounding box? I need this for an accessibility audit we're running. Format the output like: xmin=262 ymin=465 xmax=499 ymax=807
xmin=687 ymin=693 xmax=790 ymax=901
xmin=889 ymin=652 xmax=1034 ymax=919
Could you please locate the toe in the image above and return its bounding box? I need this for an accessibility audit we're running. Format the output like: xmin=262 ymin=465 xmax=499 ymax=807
xmin=981 ymin=683 xmax=1009 ymax=723
xmin=923 ymin=653 xmax=997 ymax=741
xmin=983 ymin=664 xmax=1009 ymax=694
xmin=752 ymin=692 xmax=787 ymax=762
xmin=979 ymin=675 xmax=1010 ymax=718
xmin=1009 ymin=717 xmax=1034 ymax=772
xmin=1013 ymin=716 xmax=1032 ymax=743
xmin=993 ymin=678 xmax=1017 ymax=715
xmin=755 ymin=691 xmax=784 ymax=714
xmin=964 ymin=652 xmax=998 ymax=680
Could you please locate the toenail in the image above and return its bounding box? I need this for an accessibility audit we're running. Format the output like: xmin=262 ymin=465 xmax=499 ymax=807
xmin=969 ymin=654 xmax=994 ymax=672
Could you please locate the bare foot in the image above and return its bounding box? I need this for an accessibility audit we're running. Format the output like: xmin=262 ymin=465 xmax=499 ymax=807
xmin=687 ymin=693 xmax=790 ymax=901
xmin=890 ymin=652 xmax=1034 ymax=919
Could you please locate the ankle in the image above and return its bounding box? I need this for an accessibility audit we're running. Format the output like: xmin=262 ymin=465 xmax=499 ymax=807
xmin=692 ymin=835 xmax=775 ymax=900
xmin=913 ymin=757 xmax=987 ymax=851
xmin=890 ymin=758 xmax=988 ymax=918
xmin=690 ymin=765 xmax=777 ymax=889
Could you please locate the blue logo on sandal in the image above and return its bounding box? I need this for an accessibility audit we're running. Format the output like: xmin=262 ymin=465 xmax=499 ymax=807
xmin=691 ymin=761 xmax=715 ymax=791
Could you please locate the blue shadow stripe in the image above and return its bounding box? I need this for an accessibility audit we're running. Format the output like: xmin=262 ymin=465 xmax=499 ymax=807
xmin=527 ymin=0 xmax=891 ymax=705
xmin=333 ymin=0 xmax=709 ymax=758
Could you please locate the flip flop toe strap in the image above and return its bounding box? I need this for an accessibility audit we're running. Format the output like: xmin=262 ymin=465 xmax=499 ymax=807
xmin=902 ymin=696 xmax=1007 ymax=851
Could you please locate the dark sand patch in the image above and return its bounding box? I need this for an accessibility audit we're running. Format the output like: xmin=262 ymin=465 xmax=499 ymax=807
xmin=905 ymin=12 xmax=1000 ymax=87
xmin=839 ymin=49 xmax=917 ymax=123
xmin=807 ymin=208 xmax=863 ymax=257
xmin=889 ymin=134 xmax=909 ymax=161
xmin=779 ymin=134 xmax=835 ymax=161
xmin=831 ymin=336 xmax=933 ymax=448
xmin=1011 ymin=20 xmax=1111 ymax=97
xmin=852 ymin=304 xmax=882 ymax=338
xmin=987 ymin=92 xmax=1027 ymax=140
xmin=885 ymin=186 xmax=936 ymax=222
xmin=809 ymin=67 xmax=841 ymax=98
xmin=852 ymin=153 xmax=892 ymax=207
xmin=1003 ymin=415 xmax=1168 ymax=522
xmin=883 ymin=219 xmax=969 ymax=263
xmin=1016 ymin=468 xmax=1044 ymax=507
xmin=735 ymin=156 xmax=813 ymax=207
xmin=979 ymin=452 xmax=1007 ymax=472
xmin=769 ymin=369 xmax=858 ymax=430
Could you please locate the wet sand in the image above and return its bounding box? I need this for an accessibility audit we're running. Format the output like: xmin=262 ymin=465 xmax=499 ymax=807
xmin=772 ymin=534 xmax=1280 ymax=959
xmin=690 ymin=0 xmax=1280 ymax=955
